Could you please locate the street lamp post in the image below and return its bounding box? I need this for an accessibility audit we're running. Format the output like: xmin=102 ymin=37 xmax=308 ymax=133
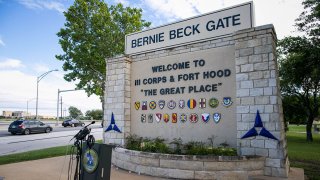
xmin=36 ymin=69 xmax=58 ymax=120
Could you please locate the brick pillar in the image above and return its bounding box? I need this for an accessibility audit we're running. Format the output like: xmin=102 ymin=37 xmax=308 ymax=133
xmin=234 ymin=25 xmax=289 ymax=177
xmin=103 ymin=56 xmax=131 ymax=146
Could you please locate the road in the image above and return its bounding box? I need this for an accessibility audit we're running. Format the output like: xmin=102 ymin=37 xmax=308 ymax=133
xmin=0 ymin=123 xmax=104 ymax=156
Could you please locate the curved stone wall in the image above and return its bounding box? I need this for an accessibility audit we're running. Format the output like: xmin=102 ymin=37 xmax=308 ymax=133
xmin=112 ymin=148 xmax=265 ymax=179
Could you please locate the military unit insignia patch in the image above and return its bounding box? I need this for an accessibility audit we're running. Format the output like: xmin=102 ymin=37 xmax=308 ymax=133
xmin=179 ymin=100 xmax=185 ymax=109
xmin=155 ymin=113 xmax=162 ymax=123
xmin=187 ymin=99 xmax=196 ymax=109
xmin=148 ymin=114 xmax=153 ymax=123
xmin=201 ymin=113 xmax=210 ymax=123
xmin=164 ymin=113 xmax=170 ymax=123
xmin=172 ymin=113 xmax=177 ymax=123
xmin=222 ymin=97 xmax=233 ymax=107
xmin=137 ymin=98 xmax=226 ymax=125
xmin=158 ymin=100 xmax=165 ymax=109
xmin=142 ymin=101 xmax=148 ymax=110
xmin=167 ymin=100 xmax=176 ymax=109
xmin=209 ymin=98 xmax=219 ymax=108
xmin=189 ymin=113 xmax=198 ymax=123
xmin=213 ymin=113 xmax=221 ymax=123
xmin=149 ymin=101 xmax=156 ymax=110
xmin=199 ymin=98 xmax=206 ymax=109
xmin=141 ymin=114 xmax=146 ymax=123
xmin=180 ymin=113 xmax=187 ymax=123
xmin=134 ymin=101 xmax=140 ymax=110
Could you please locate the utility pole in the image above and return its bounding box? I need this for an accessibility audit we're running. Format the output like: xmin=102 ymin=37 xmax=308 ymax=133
xmin=27 ymin=98 xmax=36 ymax=119
xmin=56 ymin=89 xmax=84 ymax=126
xmin=60 ymin=96 xmax=63 ymax=119
xmin=63 ymin=108 xmax=66 ymax=118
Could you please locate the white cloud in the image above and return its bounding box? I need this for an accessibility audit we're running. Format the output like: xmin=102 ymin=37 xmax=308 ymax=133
xmin=33 ymin=64 xmax=50 ymax=73
xmin=0 ymin=36 xmax=5 ymax=47
xmin=0 ymin=58 xmax=24 ymax=69
xmin=144 ymin=0 xmax=198 ymax=22
xmin=18 ymin=0 xmax=65 ymax=13
xmin=143 ymin=0 xmax=304 ymax=39
xmin=0 ymin=70 xmax=101 ymax=117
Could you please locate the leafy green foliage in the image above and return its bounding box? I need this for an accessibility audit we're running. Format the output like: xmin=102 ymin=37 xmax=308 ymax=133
xmin=68 ymin=106 xmax=83 ymax=118
xmin=282 ymin=95 xmax=308 ymax=124
xmin=56 ymin=0 xmax=150 ymax=100
xmin=184 ymin=141 xmax=208 ymax=155
xmin=141 ymin=137 xmax=170 ymax=153
xmin=170 ymin=138 xmax=183 ymax=154
xmin=184 ymin=141 xmax=236 ymax=156
xmin=295 ymin=0 xmax=320 ymax=41
xmin=124 ymin=134 xmax=236 ymax=156
xmin=278 ymin=36 xmax=320 ymax=141
xmin=124 ymin=134 xmax=143 ymax=151
xmin=277 ymin=0 xmax=320 ymax=141
xmin=85 ymin=109 xmax=103 ymax=120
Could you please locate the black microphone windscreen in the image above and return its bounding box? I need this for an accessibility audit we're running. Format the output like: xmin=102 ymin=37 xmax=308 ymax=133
xmin=92 ymin=121 xmax=95 ymax=124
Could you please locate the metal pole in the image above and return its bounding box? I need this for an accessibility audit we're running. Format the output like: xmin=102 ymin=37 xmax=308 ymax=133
xmin=56 ymin=89 xmax=60 ymax=126
xmin=56 ymin=89 xmax=84 ymax=125
xmin=36 ymin=77 xmax=39 ymax=119
xmin=60 ymin=96 xmax=63 ymax=119
xmin=35 ymin=69 xmax=58 ymax=120
xmin=27 ymin=101 xmax=29 ymax=117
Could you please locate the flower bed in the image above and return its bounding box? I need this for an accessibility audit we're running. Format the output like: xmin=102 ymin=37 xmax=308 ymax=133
xmin=112 ymin=147 xmax=265 ymax=179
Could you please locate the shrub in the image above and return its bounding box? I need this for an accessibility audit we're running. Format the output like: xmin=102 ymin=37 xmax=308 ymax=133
xmin=124 ymin=134 xmax=237 ymax=156
xmin=184 ymin=141 xmax=209 ymax=155
xmin=170 ymin=138 xmax=183 ymax=154
xmin=125 ymin=134 xmax=142 ymax=151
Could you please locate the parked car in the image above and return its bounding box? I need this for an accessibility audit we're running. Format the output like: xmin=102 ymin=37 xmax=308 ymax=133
xmin=8 ymin=120 xmax=52 ymax=135
xmin=62 ymin=119 xmax=85 ymax=127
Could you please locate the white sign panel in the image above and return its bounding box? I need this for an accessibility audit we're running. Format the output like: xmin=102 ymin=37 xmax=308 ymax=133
xmin=125 ymin=1 xmax=254 ymax=55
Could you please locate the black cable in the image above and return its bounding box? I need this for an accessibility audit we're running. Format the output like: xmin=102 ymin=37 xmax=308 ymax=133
xmin=86 ymin=135 xmax=95 ymax=149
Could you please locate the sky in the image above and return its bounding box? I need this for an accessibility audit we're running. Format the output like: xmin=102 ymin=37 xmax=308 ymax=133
xmin=0 ymin=0 xmax=304 ymax=117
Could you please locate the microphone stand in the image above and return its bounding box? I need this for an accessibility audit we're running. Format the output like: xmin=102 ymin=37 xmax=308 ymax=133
xmin=72 ymin=121 xmax=95 ymax=180
xmin=74 ymin=138 xmax=82 ymax=180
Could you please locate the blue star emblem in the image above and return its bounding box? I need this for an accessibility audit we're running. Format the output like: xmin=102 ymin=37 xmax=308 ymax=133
xmin=105 ymin=112 xmax=122 ymax=133
xmin=241 ymin=110 xmax=278 ymax=141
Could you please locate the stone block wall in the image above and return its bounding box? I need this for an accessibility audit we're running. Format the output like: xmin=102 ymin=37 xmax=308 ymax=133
xmin=104 ymin=56 xmax=131 ymax=145
xmin=234 ymin=24 xmax=289 ymax=177
xmin=112 ymin=148 xmax=265 ymax=179
xmin=104 ymin=24 xmax=289 ymax=178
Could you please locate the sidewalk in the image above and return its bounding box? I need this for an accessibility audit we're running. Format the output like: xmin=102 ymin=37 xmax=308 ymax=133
xmin=0 ymin=156 xmax=304 ymax=180
xmin=0 ymin=156 xmax=164 ymax=180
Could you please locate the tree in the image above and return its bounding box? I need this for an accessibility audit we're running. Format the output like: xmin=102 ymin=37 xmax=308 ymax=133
xmin=282 ymin=94 xmax=308 ymax=125
xmin=56 ymin=0 xmax=150 ymax=104
xmin=69 ymin=106 xmax=83 ymax=119
xmin=295 ymin=0 xmax=320 ymax=41
xmin=278 ymin=0 xmax=320 ymax=141
xmin=85 ymin=109 xmax=103 ymax=120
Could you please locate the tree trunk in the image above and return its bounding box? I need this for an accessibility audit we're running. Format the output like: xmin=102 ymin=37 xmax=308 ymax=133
xmin=306 ymin=116 xmax=313 ymax=142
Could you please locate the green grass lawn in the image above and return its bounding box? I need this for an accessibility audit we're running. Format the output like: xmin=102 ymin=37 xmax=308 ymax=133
xmin=287 ymin=124 xmax=320 ymax=180
xmin=0 ymin=128 xmax=319 ymax=179
xmin=0 ymin=145 xmax=73 ymax=165
xmin=0 ymin=140 xmax=102 ymax=165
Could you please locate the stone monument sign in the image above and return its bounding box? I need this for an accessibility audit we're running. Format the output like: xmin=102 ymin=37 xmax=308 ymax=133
xmin=104 ymin=1 xmax=289 ymax=177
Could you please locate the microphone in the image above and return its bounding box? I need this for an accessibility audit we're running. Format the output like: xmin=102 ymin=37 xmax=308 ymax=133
xmin=72 ymin=121 xmax=95 ymax=141
xmin=84 ymin=121 xmax=95 ymax=128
